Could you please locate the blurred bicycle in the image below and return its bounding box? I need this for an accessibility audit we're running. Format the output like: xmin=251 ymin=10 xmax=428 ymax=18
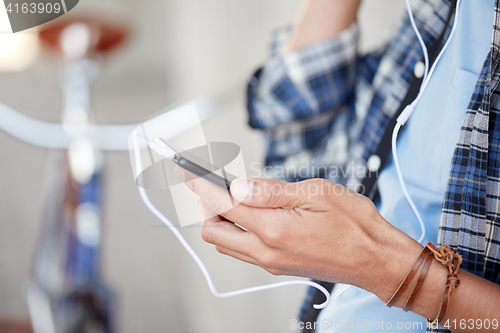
xmin=0 ymin=16 xmax=217 ymax=333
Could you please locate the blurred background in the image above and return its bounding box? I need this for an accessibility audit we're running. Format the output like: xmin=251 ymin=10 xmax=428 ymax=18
xmin=0 ymin=0 xmax=406 ymax=332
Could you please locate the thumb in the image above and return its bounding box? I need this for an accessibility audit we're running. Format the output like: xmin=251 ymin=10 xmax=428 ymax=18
xmin=230 ymin=177 xmax=310 ymax=208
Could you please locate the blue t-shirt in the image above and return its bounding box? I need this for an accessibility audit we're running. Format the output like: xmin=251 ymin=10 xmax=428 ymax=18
xmin=316 ymin=1 xmax=494 ymax=332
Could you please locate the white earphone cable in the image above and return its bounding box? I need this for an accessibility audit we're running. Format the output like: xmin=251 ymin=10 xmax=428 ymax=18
xmin=404 ymin=0 xmax=430 ymax=85
xmin=394 ymin=0 xmax=462 ymax=245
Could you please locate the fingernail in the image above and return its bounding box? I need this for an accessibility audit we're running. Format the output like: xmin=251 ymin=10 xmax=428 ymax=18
xmin=175 ymin=167 xmax=185 ymax=182
xmin=231 ymin=178 xmax=255 ymax=202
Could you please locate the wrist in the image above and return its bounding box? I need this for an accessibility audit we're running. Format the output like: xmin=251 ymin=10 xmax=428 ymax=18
xmin=368 ymin=233 xmax=449 ymax=319
xmin=286 ymin=0 xmax=361 ymax=52
xmin=363 ymin=223 xmax=424 ymax=303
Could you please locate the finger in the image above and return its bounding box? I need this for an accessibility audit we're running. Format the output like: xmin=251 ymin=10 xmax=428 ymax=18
xmin=198 ymin=198 xmax=220 ymax=223
xmin=230 ymin=177 xmax=334 ymax=209
xmin=214 ymin=246 xmax=262 ymax=267
xmin=177 ymin=166 xmax=268 ymax=232
xmin=198 ymin=201 xmax=262 ymax=266
xmin=197 ymin=199 xmax=266 ymax=258
xmin=198 ymin=199 xmax=236 ymax=225
xmin=176 ymin=166 xmax=235 ymax=216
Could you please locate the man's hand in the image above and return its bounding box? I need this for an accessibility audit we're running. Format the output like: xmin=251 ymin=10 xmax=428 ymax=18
xmin=175 ymin=167 xmax=500 ymax=331
xmin=175 ymin=167 xmax=422 ymax=303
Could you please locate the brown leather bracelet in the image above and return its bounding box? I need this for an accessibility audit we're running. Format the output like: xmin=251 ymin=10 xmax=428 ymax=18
xmin=425 ymin=243 xmax=462 ymax=324
xmin=437 ymin=272 xmax=460 ymax=322
xmin=428 ymin=273 xmax=460 ymax=324
xmin=403 ymin=250 xmax=433 ymax=312
xmin=386 ymin=246 xmax=431 ymax=308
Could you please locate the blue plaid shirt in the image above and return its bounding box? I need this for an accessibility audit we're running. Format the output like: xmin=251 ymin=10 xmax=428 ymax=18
xmin=247 ymin=0 xmax=500 ymax=331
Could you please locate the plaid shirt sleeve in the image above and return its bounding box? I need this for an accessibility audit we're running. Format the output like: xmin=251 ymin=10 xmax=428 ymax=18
xmin=247 ymin=24 xmax=382 ymax=180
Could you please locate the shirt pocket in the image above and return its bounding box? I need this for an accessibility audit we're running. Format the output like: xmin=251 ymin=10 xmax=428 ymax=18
xmin=451 ymin=68 xmax=481 ymax=110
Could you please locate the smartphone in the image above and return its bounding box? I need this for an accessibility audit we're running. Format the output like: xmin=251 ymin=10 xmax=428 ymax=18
xmin=155 ymin=138 xmax=234 ymax=192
